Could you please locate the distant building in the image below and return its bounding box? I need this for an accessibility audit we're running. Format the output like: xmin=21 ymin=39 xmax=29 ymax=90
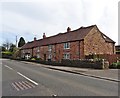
xmin=115 ymin=45 xmax=120 ymax=54
xmin=20 ymin=25 xmax=115 ymax=61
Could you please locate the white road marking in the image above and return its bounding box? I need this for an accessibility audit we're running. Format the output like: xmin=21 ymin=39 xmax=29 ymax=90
xmin=21 ymin=81 xmax=32 ymax=89
xmin=4 ymin=64 xmax=38 ymax=86
xmin=14 ymin=82 xmax=24 ymax=90
xmin=18 ymin=81 xmax=28 ymax=89
xmin=25 ymin=81 xmax=35 ymax=88
xmin=4 ymin=65 xmax=13 ymax=70
xmin=17 ymin=72 xmax=38 ymax=86
xmin=12 ymin=81 xmax=37 ymax=91
xmin=12 ymin=83 xmax=20 ymax=91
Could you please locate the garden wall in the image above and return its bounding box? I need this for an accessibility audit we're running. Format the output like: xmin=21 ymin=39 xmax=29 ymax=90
xmin=14 ymin=59 xmax=109 ymax=69
xmin=60 ymin=59 xmax=108 ymax=69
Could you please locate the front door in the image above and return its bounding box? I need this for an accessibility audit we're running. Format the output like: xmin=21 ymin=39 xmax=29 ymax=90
xmin=44 ymin=54 xmax=46 ymax=61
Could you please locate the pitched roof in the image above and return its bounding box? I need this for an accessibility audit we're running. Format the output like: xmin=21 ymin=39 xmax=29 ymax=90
xmin=101 ymin=33 xmax=115 ymax=43
xmin=21 ymin=25 xmax=115 ymax=49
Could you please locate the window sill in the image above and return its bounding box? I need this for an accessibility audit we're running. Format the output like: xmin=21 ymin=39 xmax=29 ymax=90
xmin=64 ymin=48 xmax=70 ymax=50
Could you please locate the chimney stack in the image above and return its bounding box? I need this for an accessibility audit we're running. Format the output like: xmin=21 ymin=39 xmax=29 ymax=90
xmin=43 ymin=33 xmax=46 ymax=39
xmin=67 ymin=27 xmax=71 ymax=32
xmin=34 ymin=37 xmax=36 ymax=41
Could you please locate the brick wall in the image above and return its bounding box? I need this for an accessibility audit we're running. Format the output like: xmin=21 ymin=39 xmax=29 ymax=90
xmin=55 ymin=41 xmax=82 ymax=61
xmin=21 ymin=49 xmax=33 ymax=58
xmin=33 ymin=47 xmax=37 ymax=57
xmin=40 ymin=46 xmax=48 ymax=60
xmin=34 ymin=39 xmax=88 ymax=61
xmin=39 ymin=41 xmax=84 ymax=61
xmin=80 ymin=40 xmax=84 ymax=59
xmin=54 ymin=43 xmax=64 ymax=61
xmin=70 ymin=41 xmax=79 ymax=59
xmin=84 ymin=26 xmax=115 ymax=56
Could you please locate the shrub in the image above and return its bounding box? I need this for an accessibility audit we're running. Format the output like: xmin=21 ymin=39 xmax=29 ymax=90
xmin=31 ymin=58 xmax=36 ymax=60
xmin=109 ymin=62 xmax=120 ymax=69
xmin=117 ymin=62 xmax=120 ymax=69
xmin=36 ymin=58 xmax=42 ymax=60
xmin=110 ymin=62 xmax=118 ymax=69
xmin=2 ymin=51 xmax=13 ymax=58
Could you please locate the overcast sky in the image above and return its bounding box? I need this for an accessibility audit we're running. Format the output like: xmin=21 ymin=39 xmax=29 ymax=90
xmin=0 ymin=0 xmax=119 ymax=46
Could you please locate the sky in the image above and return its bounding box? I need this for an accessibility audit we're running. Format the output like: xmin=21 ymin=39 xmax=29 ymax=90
xmin=0 ymin=0 xmax=119 ymax=46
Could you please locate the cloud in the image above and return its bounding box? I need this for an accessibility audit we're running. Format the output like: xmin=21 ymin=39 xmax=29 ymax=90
xmin=0 ymin=0 xmax=119 ymax=45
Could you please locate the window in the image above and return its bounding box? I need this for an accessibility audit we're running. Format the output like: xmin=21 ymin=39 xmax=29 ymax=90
xmin=48 ymin=45 xmax=52 ymax=51
xmin=22 ymin=50 xmax=25 ymax=53
xmin=37 ymin=47 xmax=40 ymax=52
xmin=25 ymin=54 xmax=31 ymax=60
xmin=64 ymin=42 xmax=70 ymax=49
xmin=48 ymin=54 xmax=52 ymax=59
xmin=27 ymin=50 xmax=30 ymax=53
xmin=37 ymin=54 xmax=40 ymax=58
xmin=63 ymin=53 xmax=70 ymax=59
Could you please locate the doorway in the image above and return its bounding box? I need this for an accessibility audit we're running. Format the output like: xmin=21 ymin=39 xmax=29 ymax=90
xmin=44 ymin=54 xmax=46 ymax=61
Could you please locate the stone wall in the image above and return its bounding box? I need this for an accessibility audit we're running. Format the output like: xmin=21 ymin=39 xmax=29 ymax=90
xmin=84 ymin=26 xmax=115 ymax=56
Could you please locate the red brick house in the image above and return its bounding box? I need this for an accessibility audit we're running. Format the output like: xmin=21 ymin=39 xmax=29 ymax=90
xmin=20 ymin=25 xmax=115 ymax=61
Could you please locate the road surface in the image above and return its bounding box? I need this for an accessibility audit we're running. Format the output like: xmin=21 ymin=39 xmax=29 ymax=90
xmin=2 ymin=59 xmax=118 ymax=96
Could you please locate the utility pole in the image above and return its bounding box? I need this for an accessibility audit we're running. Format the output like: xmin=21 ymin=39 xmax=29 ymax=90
xmin=16 ymin=36 xmax=17 ymax=47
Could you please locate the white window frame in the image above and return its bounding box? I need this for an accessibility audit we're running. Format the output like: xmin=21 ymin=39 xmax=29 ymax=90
xmin=48 ymin=54 xmax=52 ymax=59
xmin=37 ymin=53 xmax=40 ymax=58
xmin=63 ymin=53 xmax=70 ymax=59
xmin=48 ymin=45 xmax=52 ymax=51
xmin=37 ymin=47 xmax=40 ymax=52
xmin=25 ymin=54 xmax=31 ymax=60
xmin=64 ymin=42 xmax=70 ymax=49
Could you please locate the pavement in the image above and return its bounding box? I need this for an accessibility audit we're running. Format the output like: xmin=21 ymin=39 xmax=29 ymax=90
xmin=44 ymin=66 xmax=119 ymax=82
xmin=21 ymin=61 xmax=120 ymax=82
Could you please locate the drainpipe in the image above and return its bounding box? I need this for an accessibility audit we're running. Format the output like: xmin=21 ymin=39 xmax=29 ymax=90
xmin=32 ymin=47 xmax=33 ymax=57
xmin=113 ymin=43 xmax=115 ymax=54
xmin=79 ymin=41 xmax=80 ymax=59
xmin=55 ymin=44 xmax=56 ymax=61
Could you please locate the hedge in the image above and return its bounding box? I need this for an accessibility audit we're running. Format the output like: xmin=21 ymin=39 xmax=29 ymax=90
xmin=1 ymin=51 xmax=13 ymax=58
xmin=109 ymin=62 xmax=120 ymax=69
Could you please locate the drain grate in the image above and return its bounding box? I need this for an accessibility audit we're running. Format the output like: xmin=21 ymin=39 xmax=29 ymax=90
xmin=11 ymin=81 xmax=36 ymax=91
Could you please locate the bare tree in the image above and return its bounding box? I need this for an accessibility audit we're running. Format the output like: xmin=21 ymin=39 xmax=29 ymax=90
xmin=2 ymin=40 xmax=10 ymax=50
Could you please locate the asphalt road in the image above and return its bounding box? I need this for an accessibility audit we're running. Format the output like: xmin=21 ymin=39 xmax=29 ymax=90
xmin=2 ymin=59 xmax=118 ymax=96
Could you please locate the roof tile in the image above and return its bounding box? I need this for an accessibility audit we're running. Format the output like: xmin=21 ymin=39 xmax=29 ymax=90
xmin=21 ymin=25 xmax=115 ymax=49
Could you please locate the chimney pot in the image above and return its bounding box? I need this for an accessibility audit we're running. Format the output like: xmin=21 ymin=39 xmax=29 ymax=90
xmin=67 ymin=27 xmax=71 ymax=32
xmin=43 ymin=33 xmax=46 ymax=39
xmin=34 ymin=37 xmax=36 ymax=41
